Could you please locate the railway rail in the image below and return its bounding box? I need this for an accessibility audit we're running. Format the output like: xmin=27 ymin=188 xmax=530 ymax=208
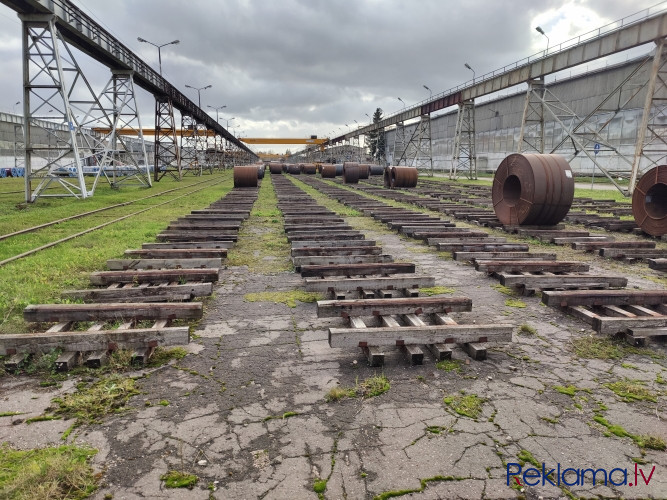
xmin=1 ymin=182 xmax=259 ymax=370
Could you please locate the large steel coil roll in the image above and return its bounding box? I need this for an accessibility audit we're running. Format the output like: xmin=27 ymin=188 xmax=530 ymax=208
xmin=390 ymin=166 xmax=419 ymax=188
xmin=321 ymin=165 xmax=337 ymax=178
xmin=632 ymin=165 xmax=667 ymax=236
xmin=343 ymin=162 xmax=360 ymax=184
xmin=287 ymin=164 xmax=301 ymax=175
xmin=370 ymin=165 xmax=385 ymax=176
xmin=492 ymin=153 xmax=574 ymax=226
xmin=234 ymin=166 xmax=259 ymax=187
xmin=357 ymin=163 xmax=371 ymax=179
xmin=334 ymin=164 xmax=344 ymax=176
xmin=257 ymin=165 xmax=265 ymax=179
xmin=383 ymin=167 xmax=391 ymax=187
xmin=269 ymin=163 xmax=282 ymax=174
xmin=301 ymin=163 xmax=317 ymax=174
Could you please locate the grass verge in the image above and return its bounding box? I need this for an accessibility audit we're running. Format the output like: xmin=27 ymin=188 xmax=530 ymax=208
xmin=0 ymin=443 xmax=98 ymax=499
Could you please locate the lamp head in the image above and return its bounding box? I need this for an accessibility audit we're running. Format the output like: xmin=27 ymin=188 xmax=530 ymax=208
xmin=137 ymin=37 xmax=146 ymax=42
xmin=535 ymin=26 xmax=545 ymax=35
xmin=464 ymin=63 xmax=472 ymax=70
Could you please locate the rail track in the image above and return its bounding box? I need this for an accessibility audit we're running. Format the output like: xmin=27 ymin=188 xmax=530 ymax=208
xmin=295 ymin=173 xmax=667 ymax=347
xmin=272 ymin=173 xmax=513 ymax=366
xmin=0 ymin=177 xmax=231 ymax=267
xmin=1 ymin=180 xmax=259 ymax=371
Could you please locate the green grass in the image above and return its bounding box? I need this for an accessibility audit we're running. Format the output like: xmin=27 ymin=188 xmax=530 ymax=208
xmin=592 ymin=416 xmax=665 ymax=450
xmin=244 ymin=290 xmax=322 ymax=308
xmin=372 ymin=475 xmax=465 ymax=500
xmin=435 ymin=359 xmax=462 ymax=373
xmin=263 ymin=411 xmax=299 ymax=422
xmin=443 ymin=393 xmax=484 ymax=419
xmin=491 ymin=283 xmax=518 ymax=297
xmin=554 ymin=385 xmax=590 ymax=397
xmin=505 ymin=298 xmax=526 ymax=308
xmin=0 ymin=173 xmax=233 ymax=334
xmin=146 ymin=347 xmax=188 ymax=367
xmin=313 ymin=478 xmax=328 ymax=494
xmin=0 ymin=412 xmax=24 ymax=418
xmin=604 ymin=379 xmax=657 ymax=403
xmin=226 ymin=175 xmax=292 ymax=273
xmin=51 ymin=374 xmax=140 ymax=425
xmin=518 ymin=324 xmax=537 ymax=335
xmin=0 ymin=443 xmax=98 ymax=499
xmin=419 ymin=286 xmax=455 ymax=296
xmin=572 ymin=336 xmax=662 ymax=360
xmin=160 ymin=470 xmax=198 ymax=489
xmin=324 ymin=374 xmax=390 ymax=402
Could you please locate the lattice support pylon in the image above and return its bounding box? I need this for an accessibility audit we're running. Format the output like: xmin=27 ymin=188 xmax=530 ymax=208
xmin=451 ymin=100 xmax=477 ymax=180
xmin=154 ymin=96 xmax=181 ymax=181
xmin=392 ymin=122 xmax=407 ymax=165
xmin=630 ymin=38 xmax=667 ymax=193
xmin=20 ymin=14 xmax=113 ymax=202
xmin=398 ymin=115 xmax=433 ymax=175
xmin=14 ymin=123 xmax=24 ymax=171
xmin=518 ymin=78 xmax=546 ymax=154
xmin=88 ymin=70 xmax=151 ymax=190
xmin=180 ymin=114 xmax=201 ymax=176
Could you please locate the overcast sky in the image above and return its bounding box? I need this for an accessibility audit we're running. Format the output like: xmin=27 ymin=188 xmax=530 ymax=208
xmin=0 ymin=0 xmax=661 ymax=153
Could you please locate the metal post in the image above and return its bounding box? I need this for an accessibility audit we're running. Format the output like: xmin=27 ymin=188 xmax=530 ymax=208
xmin=518 ymin=78 xmax=545 ymax=153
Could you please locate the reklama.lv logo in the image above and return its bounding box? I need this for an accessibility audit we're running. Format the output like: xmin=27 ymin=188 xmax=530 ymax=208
xmin=507 ymin=463 xmax=656 ymax=487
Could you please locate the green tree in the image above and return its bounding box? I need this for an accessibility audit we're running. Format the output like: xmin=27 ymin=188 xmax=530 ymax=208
xmin=367 ymin=108 xmax=385 ymax=163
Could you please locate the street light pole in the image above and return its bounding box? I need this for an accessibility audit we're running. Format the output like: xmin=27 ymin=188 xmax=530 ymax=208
xmin=535 ymin=26 xmax=549 ymax=55
xmin=397 ymin=97 xmax=405 ymax=108
xmin=464 ymin=63 xmax=475 ymax=84
xmin=184 ymin=84 xmax=212 ymax=108
xmin=207 ymin=104 xmax=226 ymax=123
xmin=226 ymin=117 xmax=235 ymax=129
xmin=137 ymin=37 xmax=180 ymax=76
xmin=423 ymin=85 xmax=432 ymax=99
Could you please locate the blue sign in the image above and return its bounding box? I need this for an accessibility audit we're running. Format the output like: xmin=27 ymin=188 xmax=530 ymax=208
xmin=594 ymin=143 xmax=600 ymax=155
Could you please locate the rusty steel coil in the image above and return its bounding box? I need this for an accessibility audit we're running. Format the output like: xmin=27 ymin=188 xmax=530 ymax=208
xmin=383 ymin=166 xmax=391 ymax=187
xmin=370 ymin=165 xmax=385 ymax=176
xmin=287 ymin=164 xmax=301 ymax=175
xmin=390 ymin=166 xmax=419 ymax=188
xmin=334 ymin=164 xmax=344 ymax=176
xmin=357 ymin=163 xmax=371 ymax=179
xmin=320 ymin=165 xmax=337 ymax=178
xmin=233 ymin=166 xmax=259 ymax=187
xmin=492 ymin=153 xmax=574 ymax=226
xmin=343 ymin=162 xmax=360 ymax=184
xmin=632 ymin=165 xmax=667 ymax=236
xmin=269 ymin=163 xmax=283 ymax=174
xmin=257 ymin=165 xmax=265 ymax=179
xmin=301 ymin=163 xmax=317 ymax=174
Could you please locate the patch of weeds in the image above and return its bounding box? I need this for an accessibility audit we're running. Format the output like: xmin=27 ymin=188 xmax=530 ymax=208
xmin=492 ymin=283 xmax=518 ymax=296
xmin=0 ymin=443 xmax=98 ymax=499
xmin=263 ymin=411 xmax=299 ymax=422
xmin=426 ymin=426 xmax=446 ymax=434
xmin=160 ymin=470 xmax=198 ymax=489
xmin=25 ymin=415 xmax=62 ymax=424
xmin=604 ymin=379 xmax=657 ymax=403
xmin=505 ymin=298 xmax=526 ymax=308
xmin=159 ymin=400 xmax=170 ymax=407
xmin=518 ymin=324 xmax=536 ymax=336
xmin=541 ymin=415 xmax=559 ymax=424
xmin=147 ymin=347 xmax=187 ymax=367
xmin=436 ymin=359 xmax=462 ymax=373
xmin=419 ymin=286 xmax=455 ymax=296
xmin=325 ymin=374 xmax=390 ymax=402
xmin=592 ymin=416 xmax=664 ymax=450
xmin=632 ymin=457 xmax=648 ymax=465
xmin=244 ymin=290 xmax=323 ymax=308
xmin=416 ymin=375 xmax=426 ymax=382
xmin=517 ymin=449 xmax=541 ymax=468
xmin=443 ymin=393 xmax=484 ymax=419
xmin=313 ymin=478 xmax=327 ymax=494
xmin=360 ymin=472 xmax=368 ymax=478
xmin=621 ymin=362 xmax=638 ymax=370
xmin=572 ymin=336 xmax=663 ymax=360
xmin=373 ymin=475 xmax=466 ymax=500
xmin=554 ymin=385 xmax=590 ymax=397
xmin=108 ymin=349 xmax=134 ymax=372
xmin=325 ymin=386 xmax=357 ymax=402
xmin=23 ymin=348 xmax=61 ymax=375
xmin=357 ymin=374 xmax=390 ymax=398
xmin=0 ymin=412 xmax=24 ymax=418
xmin=656 ymin=372 xmax=666 ymax=385
xmin=51 ymin=374 xmax=140 ymax=425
